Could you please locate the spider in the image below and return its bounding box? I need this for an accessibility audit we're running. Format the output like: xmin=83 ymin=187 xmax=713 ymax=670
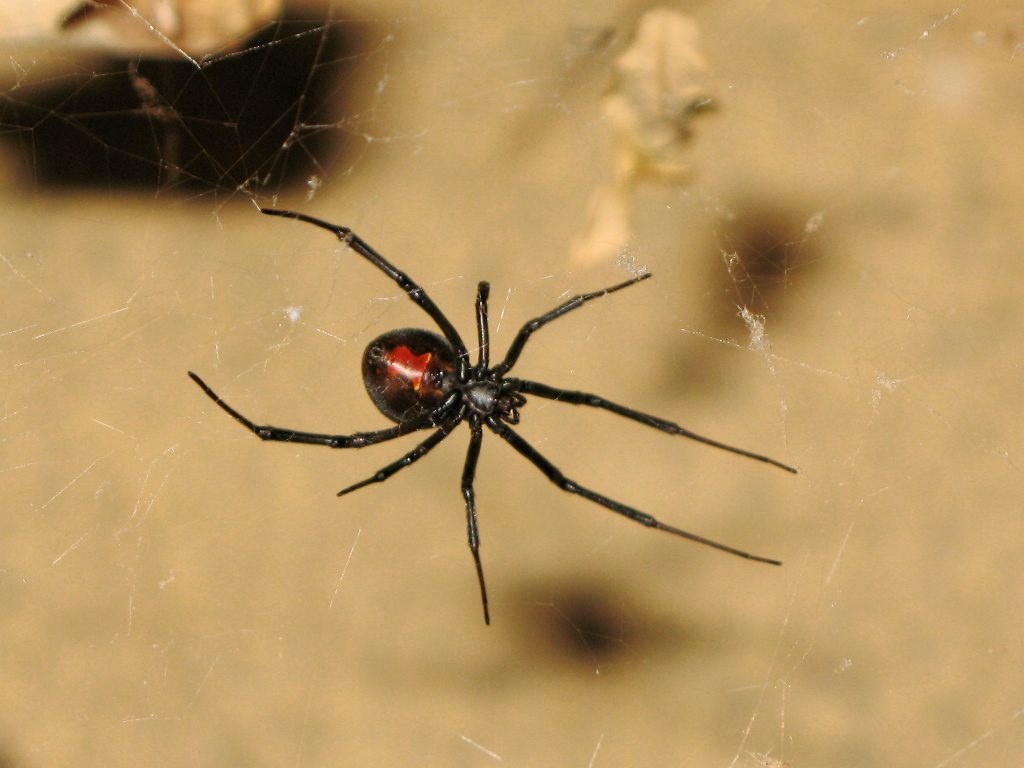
xmin=189 ymin=208 xmax=797 ymax=624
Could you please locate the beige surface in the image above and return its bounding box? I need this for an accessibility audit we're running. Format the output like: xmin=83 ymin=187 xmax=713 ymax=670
xmin=2 ymin=2 xmax=1022 ymax=766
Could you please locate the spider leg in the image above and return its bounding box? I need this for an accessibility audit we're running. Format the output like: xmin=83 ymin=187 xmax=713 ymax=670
xmin=475 ymin=281 xmax=490 ymax=370
xmin=189 ymin=371 xmax=424 ymax=448
xmin=260 ymin=208 xmax=470 ymax=375
xmin=508 ymin=379 xmax=797 ymax=474
xmin=461 ymin=420 xmax=490 ymax=625
xmin=336 ymin=421 xmax=459 ymax=496
xmin=493 ymin=273 xmax=651 ymax=376
xmin=487 ymin=416 xmax=782 ymax=566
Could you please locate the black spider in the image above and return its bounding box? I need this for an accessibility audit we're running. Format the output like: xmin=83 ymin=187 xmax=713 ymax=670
xmin=189 ymin=208 xmax=797 ymax=624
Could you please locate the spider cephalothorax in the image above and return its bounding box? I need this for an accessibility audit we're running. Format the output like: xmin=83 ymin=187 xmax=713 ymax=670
xmin=189 ymin=208 xmax=797 ymax=624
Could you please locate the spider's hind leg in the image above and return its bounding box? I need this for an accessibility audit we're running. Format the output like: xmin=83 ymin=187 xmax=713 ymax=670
xmin=336 ymin=425 xmax=456 ymax=496
xmin=188 ymin=371 xmax=419 ymax=448
xmin=259 ymin=208 xmax=470 ymax=375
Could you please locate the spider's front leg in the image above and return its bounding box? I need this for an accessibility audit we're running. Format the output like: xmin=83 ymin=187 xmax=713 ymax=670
xmin=508 ymin=379 xmax=798 ymax=474
xmin=493 ymin=273 xmax=651 ymax=376
xmin=487 ymin=416 xmax=782 ymax=566
xmin=475 ymin=281 xmax=490 ymax=370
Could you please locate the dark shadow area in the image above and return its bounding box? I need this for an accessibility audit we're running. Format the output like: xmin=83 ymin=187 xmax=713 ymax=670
xmin=656 ymin=198 xmax=824 ymax=399
xmin=0 ymin=9 xmax=382 ymax=194
xmin=512 ymin=579 xmax=703 ymax=672
xmin=710 ymin=199 xmax=822 ymax=323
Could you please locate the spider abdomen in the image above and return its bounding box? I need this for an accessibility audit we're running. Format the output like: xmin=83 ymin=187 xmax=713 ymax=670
xmin=362 ymin=328 xmax=457 ymax=424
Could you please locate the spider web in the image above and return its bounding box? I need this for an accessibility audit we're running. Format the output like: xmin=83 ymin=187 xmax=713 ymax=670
xmin=1 ymin=2 xmax=1023 ymax=767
